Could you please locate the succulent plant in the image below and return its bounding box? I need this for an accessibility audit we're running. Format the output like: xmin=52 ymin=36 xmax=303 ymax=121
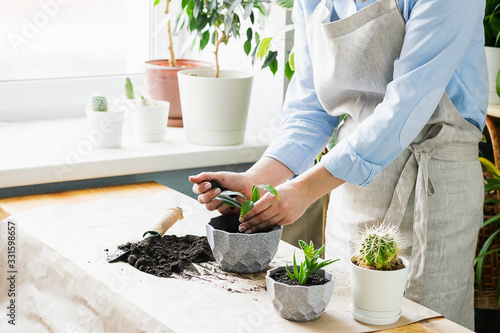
xmin=125 ymin=77 xmax=135 ymax=99
xmin=91 ymin=96 xmax=108 ymax=112
xmin=286 ymin=240 xmax=339 ymax=285
xmin=354 ymin=224 xmax=402 ymax=270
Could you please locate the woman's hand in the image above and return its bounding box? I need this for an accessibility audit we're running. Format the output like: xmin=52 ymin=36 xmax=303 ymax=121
xmin=238 ymin=180 xmax=312 ymax=234
xmin=189 ymin=172 xmax=254 ymax=214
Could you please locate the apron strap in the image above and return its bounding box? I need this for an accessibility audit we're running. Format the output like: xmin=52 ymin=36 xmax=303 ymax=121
xmin=382 ymin=122 xmax=456 ymax=302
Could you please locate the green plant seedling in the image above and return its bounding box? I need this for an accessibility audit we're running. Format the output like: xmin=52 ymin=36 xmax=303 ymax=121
xmin=125 ymin=77 xmax=135 ymax=99
xmin=354 ymin=224 xmax=402 ymax=270
xmin=215 ymin=184 xmax=279 ymax=222
xmin=91 ymin=96 xmax=108 ymax=112
xmin=286 ymin=240 xmax=339 ymax=285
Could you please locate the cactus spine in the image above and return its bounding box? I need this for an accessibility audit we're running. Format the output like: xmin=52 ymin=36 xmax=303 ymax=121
xmin=124 ymin=77 xmax=135 ymax=99
xmin=355 ymin=224 xmax=401 ymax=270
xmin=91 ymin=96 xmax=108 ymax=112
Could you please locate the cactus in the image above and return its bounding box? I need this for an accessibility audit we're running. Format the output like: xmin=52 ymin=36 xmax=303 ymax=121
xmin=355 ymin=224 xmax=402 ymax=270
xmin=125 ymin=77 xmax=135 ymax=99
xmin=91 ymin=96 xmax=108 ymax=112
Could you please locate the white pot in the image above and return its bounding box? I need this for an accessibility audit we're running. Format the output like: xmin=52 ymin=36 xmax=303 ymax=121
xmin=177 ymin=69 xmax=253 ymax=146
xmin=486 ymin=46 xmax=500 ymax=104
xmin=85 ymin=108 xmax=125 ymax=148
xmin=349 ymin=256 xmax=409 ymax=325
xmin=130 ymin=100 xmax=170 ymax=142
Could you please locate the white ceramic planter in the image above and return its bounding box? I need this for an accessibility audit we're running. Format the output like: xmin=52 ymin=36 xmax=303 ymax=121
xmin=85 ymin=108 xmax=125 ymax=148
xmin=177 ymin=69 xmax=253 ymax=146
xmin=486 ymin=46 xmax=500 ymax=104
xmin=130 ymin=100 xmax=170 ymax=142
xmin=266 ymin=266 xmax=334 ymax=322
xmin=349 ymin=256 xmax=409 ymax=325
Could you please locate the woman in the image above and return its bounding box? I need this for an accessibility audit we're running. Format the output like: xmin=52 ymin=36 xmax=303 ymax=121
xmin=190 ymin=0 xmax=488 ymax=329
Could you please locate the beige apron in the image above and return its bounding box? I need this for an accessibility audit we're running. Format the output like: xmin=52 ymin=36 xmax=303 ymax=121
xmin=306 ymin=0 xmax=483 ymax=329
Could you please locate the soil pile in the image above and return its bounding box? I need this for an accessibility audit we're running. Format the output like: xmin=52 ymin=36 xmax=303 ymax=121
xmin=117 ymin=234 xmax=214 ymax=278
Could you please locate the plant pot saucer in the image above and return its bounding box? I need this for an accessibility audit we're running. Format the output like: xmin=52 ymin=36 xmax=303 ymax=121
xmin=349 ymin=304 xmax=403 ymax=325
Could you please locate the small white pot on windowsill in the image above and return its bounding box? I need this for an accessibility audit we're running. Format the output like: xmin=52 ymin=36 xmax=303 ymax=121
xmin=128 ymin=99 xmax=170 ymax=142
xmin=85 ymin=107 xmax=125 ymax=149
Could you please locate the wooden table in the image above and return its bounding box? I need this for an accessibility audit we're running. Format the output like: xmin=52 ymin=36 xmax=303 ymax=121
xmin=0 ymin=181 xmax=471 ymax=333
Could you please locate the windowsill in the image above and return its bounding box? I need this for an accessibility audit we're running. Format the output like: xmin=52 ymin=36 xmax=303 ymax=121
xmin=0 ymin=117 xmax=274 ymax=189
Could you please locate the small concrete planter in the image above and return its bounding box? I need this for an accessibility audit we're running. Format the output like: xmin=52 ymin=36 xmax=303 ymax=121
xmin=205 ymin=214 xmax=281 ymax=274
xmin=266 ymin=266 xmax=334 ymax=321
xmin=349 ymin=256 xmax=410 ymax=325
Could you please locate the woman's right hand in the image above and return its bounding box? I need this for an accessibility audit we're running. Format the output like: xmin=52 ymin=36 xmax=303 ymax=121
xmin=188 ymin=172 xmax=254 ymax=214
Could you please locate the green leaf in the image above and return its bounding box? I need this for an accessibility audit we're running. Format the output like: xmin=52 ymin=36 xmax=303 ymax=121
xmin=483 ymin=212 xmax=500 ymax=228
xmin=246 ymin=27 xmax=252 ymax=41
xmin=262 ymin=51 xmax=278 ymax=69
xmin=258 ymin=184 xmax=280 ymax=200
xmin=200 ymin=30 xmax=210 ymax=50
xmin=286 ymin=265 xmax=294 ymax=281
xmin=288 ymin=50 xmax=295 ymax=71
xmin=215 ymin=195 xmax=242 ymax=208
xmin=250 ymin=186 xmax=260 ymax=203
xmin=497 ymin=68 xmax=500 ymax=98
xmin=181 ymin=0 xmax=188 ymax=9
xmin=316 ymin=258 xmax=340 ymax=270
xmin=154 ymin=0 xmax=161 ymax=6
xmin=244 ymin=40 xmax=251 ymax=55
xmin=240 ymin=200 xmax=254 ymax=218
xmin=256 ymin=37 xmax=272 ymax=60
xmin=193 ymin=0 xmax=201 ymax=18
xmin=299 ymin=262 xmax=307 ymax=285
xmin=481 ymin=157 xmax=500 ymax=178
xmin=293 ymin=253 xmax=299 ymax=279
xmin=284 ymin=61 xmax=294 ymax=81
xmin=269 ymin=59 xmax=278 ymax=75
xmin=250 ymin=11 xmax=255 ymax=24
xmin=275 ymin=0 xmax=294 ymax=10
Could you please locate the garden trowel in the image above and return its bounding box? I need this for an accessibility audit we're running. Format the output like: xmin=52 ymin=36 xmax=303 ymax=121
xmin=106 ymin=206 xmax=183 ymax=263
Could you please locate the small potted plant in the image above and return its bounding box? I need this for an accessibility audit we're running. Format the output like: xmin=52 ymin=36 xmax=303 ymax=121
xmin=177 ymin=0 xmax=269 ymax=146
xmin=86 ymin=95 xmax=125 ymax=148
xmin=125 ymin=78 xmax=170 ymax=142
xmin=349 ymin=224 xmax=409 ymax=325
xmin=266 ymin=240 xmax=339 ymax=321
xmin=205 ymin=184 xmax=282 ymax=273
xmin=145 ymin=0 xmax=212 ymax=127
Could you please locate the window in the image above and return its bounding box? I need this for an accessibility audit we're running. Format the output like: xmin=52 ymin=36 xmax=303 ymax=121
xmin=0 ymin=0 xmax=150 ymax=81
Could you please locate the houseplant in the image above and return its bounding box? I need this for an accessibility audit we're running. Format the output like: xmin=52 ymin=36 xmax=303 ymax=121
xmin=205 ymin=184 xmax=282 ymax=273
xmin=85 ymin=95 xmax=125 ymax=148
xmin=177 ymin=0 xmax=270 ymax=145
xmin=349 ymin=224 xmax=409 ymax=325
xmin=484 ymin=0 xmax=500 ymax=104
xmin=145 ymin=0 xmax=212 ymax=127
xmin=125 ymin=78 xmax=170 ymax=142
xmin=256 ymin=0 xmax=294 ymax=79
xmin=475 ymin=157 xmax=500 ymax=307
xmin=266 ymin=240 xmax=339 ymax=321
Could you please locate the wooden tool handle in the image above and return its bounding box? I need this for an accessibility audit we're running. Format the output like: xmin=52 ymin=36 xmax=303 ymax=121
xmin=143 ymin=207 xmax=183 ymax=237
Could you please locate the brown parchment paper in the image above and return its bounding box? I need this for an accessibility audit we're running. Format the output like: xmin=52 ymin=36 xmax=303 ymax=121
xmin=0 ymin=190 xmax=444 ymax=333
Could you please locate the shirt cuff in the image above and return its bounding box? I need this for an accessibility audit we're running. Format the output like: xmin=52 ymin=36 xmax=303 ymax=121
xmin=321 ymin=138 xmax=382 ymax=186
xmin=263 ymin=137 xmax=315 ymax=176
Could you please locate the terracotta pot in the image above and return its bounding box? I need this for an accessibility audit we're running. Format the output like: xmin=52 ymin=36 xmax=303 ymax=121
xmin=145 ymin=59 xmax=212 ymax=127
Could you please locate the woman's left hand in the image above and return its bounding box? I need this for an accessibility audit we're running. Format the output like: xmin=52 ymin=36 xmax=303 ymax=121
xmin=238 ymin=181 xmax=311 ymax=234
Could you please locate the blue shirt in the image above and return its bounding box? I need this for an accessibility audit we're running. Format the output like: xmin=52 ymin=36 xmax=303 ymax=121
xmin=264 ymin=0 xmax=489 ymax=186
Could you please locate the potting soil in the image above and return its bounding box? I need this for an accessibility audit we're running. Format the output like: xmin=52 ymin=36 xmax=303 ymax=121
xmin=116 ymin=234 xmax=215 ymax=278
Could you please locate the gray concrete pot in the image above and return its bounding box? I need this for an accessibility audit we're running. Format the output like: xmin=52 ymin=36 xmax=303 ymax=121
xmin=266 ymin=266 xmax=334 ymax=321
xmin=206 ymin=214 xmax=282 ymax=274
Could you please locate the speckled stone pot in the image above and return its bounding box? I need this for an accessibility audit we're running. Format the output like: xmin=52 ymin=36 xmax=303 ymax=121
xmin=266 ymin=266 xmax=334 ymax=321
xmin=206 ymin=214 xmax=282 ymax=274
